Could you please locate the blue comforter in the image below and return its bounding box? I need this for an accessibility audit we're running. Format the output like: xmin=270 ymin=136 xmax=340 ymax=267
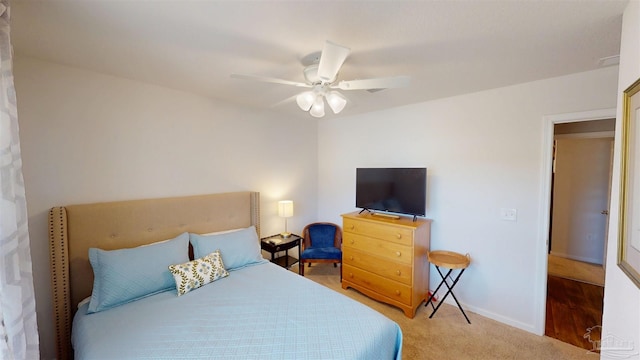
xmin=72 ymin=262 xmax=402 ymax=359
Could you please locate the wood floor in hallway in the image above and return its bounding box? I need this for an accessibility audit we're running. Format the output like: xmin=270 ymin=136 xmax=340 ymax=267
xmin=545 ymin=275 xmax=604 ymax=352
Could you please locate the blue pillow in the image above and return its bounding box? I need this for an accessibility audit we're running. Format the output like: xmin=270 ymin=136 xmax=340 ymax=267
xmin=87 ymin=232 xmax=189 ymax=314
xmin=189 ymin=226 xmax=265 ymax=270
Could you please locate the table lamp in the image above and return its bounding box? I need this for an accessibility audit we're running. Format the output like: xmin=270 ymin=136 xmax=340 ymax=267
xmin=278 ymin=200 xmax=293 ymax=238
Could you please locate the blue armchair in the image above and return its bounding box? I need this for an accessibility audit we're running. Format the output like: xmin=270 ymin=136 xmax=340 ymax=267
xmin=299 ymin=222 xmax=342 ymax=279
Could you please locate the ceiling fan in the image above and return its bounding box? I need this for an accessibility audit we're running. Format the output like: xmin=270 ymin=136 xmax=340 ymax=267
xmin=231 ymin=40 xmax=410 ymax=118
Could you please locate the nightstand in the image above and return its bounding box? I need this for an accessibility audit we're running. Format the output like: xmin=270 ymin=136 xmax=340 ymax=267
xmin=260 ymin=234 xmax=301 ymax=269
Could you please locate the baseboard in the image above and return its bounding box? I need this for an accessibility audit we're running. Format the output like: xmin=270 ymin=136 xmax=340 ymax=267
xmin=549 ymin=251 xmax=602 ymax=265
xmin=435 ymin=296 xmax=537 ymax=334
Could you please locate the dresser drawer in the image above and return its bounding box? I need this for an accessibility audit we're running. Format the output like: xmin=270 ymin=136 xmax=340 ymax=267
xmin=343 ymin=264 xmax=412 ymax=305
xmin=343 ymin=232 xmax=412 ymax=265
xmin=343 ymin=218 xmax=414 ymax=246
xmin=343 ymin=247 xmax=412 ymax=286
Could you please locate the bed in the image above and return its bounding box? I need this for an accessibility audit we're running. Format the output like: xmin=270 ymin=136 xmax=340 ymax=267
xmin=49 ymin=191 xmax=402 ymax=359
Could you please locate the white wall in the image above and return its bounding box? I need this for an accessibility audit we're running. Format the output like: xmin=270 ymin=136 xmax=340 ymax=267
xmin=14 ymin=56 xmax=318 ymax=359
xmin=318 ymin=66 xmax=619 ymax=333
xmin=601 ymin=1 xmax=640 ymax=359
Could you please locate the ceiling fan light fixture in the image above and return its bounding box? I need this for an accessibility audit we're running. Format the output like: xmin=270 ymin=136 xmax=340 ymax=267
xmin=296 ymin=91 xmax=314 ymax=111
xmin=326 ymin=91 xmax=347 ymax=114
xmin=309 ymin=96 xmax=325 ymax=118
xmin=231 ymin=40 xmax=410 ymax=118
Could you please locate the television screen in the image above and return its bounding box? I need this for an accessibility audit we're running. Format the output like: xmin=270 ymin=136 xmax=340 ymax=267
xmin=356 ymin=168 xmax=427 ymax=217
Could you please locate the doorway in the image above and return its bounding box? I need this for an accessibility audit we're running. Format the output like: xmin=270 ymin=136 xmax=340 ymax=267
xmin=535 ymin=108 xmax=616 ymax=339
xmin=544 ymin=120 xmax=613 ymax=349
xmin=549 ymin=124 xmax=614 ymax=284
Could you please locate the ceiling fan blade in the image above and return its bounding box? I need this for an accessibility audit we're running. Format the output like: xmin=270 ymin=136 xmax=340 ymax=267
xmin=333 ymin=75 xmax=410 ymax=90
xmin=317 ymin=41 xmax=350 ymax=83
xmin=270 ymin=94 xmax=298 ymax=108
xmin=231 ymin=73 xmax=311 ymax=87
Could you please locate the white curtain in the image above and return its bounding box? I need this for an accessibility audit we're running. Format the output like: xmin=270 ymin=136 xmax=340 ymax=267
xmin=0 ymin=0 xmax=40 ymax=359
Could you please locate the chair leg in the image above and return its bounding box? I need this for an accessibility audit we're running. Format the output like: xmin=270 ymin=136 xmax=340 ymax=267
xmin=308 ymin=263 xmax=311 ymax=267
xmin=334 ymin=263 xmax=337 ymax=268
xmin=299 ymin=261 xmax=304 ymax=276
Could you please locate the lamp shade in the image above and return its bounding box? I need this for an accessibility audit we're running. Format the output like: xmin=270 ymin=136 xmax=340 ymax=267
xmin=278 ymin=200 xmax=294 ymax=218
xmin=309 ymin=96 xmax=325 ymax=118
xmin=326 ymin=91 xmax=347 ymax=114
xmin=296 ymin=91 xmax=314 ymax=111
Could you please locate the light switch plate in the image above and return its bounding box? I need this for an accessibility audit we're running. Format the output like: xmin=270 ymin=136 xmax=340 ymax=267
xmin=500 ymin=208 xmax=517 ymax=221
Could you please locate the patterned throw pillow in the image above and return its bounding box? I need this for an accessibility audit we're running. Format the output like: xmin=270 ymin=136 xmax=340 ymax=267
xmin=168 ymin=250 xmax=229 ymax=296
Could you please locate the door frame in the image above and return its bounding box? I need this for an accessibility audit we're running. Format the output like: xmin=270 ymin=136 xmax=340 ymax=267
xmin=534 ymin=108 xmax=616 ymax=335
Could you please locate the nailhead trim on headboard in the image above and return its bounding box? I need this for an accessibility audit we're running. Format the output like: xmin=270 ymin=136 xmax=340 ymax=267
xmin=251 ymin=191 xmax=261 ymax=237
xmin=49 ymin=207 xmax=71 ymax=360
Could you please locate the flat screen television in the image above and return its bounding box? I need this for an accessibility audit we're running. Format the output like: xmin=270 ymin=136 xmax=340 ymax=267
xmin=356 ymin=167 xmax=427 ymax=218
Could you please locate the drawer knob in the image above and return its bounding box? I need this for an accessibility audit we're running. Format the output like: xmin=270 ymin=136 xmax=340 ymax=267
xmin=350 ymin=225 xmax=355 ymax=230
xmin=396 ymin=233 xmax=402 ymax=239
xmin=396 ymin=270 xmax=401 ymax=276
xmin=349 ymin=256 xmax=354 ymax=261
xmin=350 ymin=239 xmax=354 ymax=244
xmin=349 ymin=273 xmax=353 ymax=278
xmin=395 ymin=251 xmax=401 ymax=257
xmin=395 ymin=290 xmax=401 ymax=296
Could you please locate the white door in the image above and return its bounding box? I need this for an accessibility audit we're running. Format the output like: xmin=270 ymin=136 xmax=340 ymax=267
xmin=550 ymin=136 xmax=613 ymax=264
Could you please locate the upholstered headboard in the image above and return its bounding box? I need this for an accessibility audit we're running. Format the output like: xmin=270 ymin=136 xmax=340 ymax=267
xmin=48 ymin=191 xmax=260 ymax=360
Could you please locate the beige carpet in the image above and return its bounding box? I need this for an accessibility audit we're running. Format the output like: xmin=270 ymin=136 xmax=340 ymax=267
xmin=297 ymin=263 xmax=596 ymax=360
xmin=548 ymin=254 xmax=605 ymax=286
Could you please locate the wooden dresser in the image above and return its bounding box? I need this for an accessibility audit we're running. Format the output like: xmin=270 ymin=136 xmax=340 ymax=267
xmin=341 ymin=211 xmax=431 ymax=318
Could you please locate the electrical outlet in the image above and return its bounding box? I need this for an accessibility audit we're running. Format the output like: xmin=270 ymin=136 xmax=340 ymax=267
xmin=500 ymin=208 xmax=517 ymax=221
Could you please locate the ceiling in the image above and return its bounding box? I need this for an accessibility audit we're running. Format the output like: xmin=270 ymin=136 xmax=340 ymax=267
xmin=11 ymin=1 xmax=627 ymax=119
